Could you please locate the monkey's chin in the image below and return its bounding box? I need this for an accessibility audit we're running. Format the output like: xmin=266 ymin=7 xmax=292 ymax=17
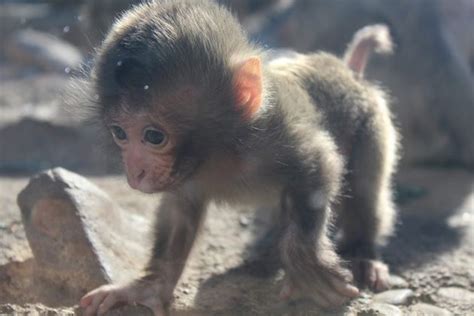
xmin=135 ymin=186 xmax=158 ymax=194
xmin=128 ymin=178 xmax=174 ymax=194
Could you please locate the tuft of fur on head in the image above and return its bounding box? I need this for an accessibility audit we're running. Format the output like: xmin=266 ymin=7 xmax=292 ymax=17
xmin=65 ymin=64 xmax=123 ymax=168
xmin=85 ymin=0 xmax=263 ymax=149
xmin=343 ymin=24 xmax=394 ymax=77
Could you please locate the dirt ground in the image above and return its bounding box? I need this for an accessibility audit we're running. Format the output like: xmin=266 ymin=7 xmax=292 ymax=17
xmin=0 ymin=166 xmax=473 ymax=315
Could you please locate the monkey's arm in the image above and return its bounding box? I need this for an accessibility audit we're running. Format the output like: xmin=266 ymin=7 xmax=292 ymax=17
xmin=81 ymin=193 xmax=205 ymax=316
xmin=145 ymin=192 xmax=205 ymax=289
xmin=279 ymin=131 xmax=359 ymax=307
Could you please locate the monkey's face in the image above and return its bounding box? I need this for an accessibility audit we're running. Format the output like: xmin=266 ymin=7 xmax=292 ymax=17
xmin=107 ymin=112 xmax=179 ymax=193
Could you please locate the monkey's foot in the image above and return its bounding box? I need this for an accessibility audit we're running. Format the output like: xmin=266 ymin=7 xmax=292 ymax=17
xmin=280 ymin=266 xmax=359 ymax=309
xmin=80 ymin=280 xmax=171 ymax=316
xmin=350 ymin=258 xmax=390 ymax=292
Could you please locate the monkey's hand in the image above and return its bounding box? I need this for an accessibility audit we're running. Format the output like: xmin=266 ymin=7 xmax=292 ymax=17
xmin=280 ymin=260 xmax=359 ymax=309
xmin=351 ymin=258 xmax=390 ymax=292
xmin=80 ymin=279 xmax=172 ymax=316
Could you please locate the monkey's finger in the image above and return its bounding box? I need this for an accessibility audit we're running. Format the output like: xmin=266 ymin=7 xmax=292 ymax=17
xmin=374 ymin=262 xmax=390 ymax=292
xmin=279 ymin=279 xmax=294 ymax=300
xmin=80 ymin=285 xmax=110 ymax=307
xmin=150 ymin=303 xmax=167 ymax=316
xmin=80 ymin=294 xmax=93 ymax=308
xmin=328 ymin=276 xmax=359 ymax=298
xmin=84 ymin=291 xmax=109 ymax=316
xmin=320 ymin=283 xmax=353 ymax=307
xmin=309 ymin=287 xmax=335 ymax=310
xmin=97 ymin=292 xmax=123 ymax=316
xmin=81 ymin=289 xmax=100 ymax=307
xmin=364 ymin=261 xmax=377 ymax=290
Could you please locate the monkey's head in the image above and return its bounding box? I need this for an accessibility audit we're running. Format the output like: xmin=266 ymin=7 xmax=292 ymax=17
xmin=90 ymin=0 xmax=263 ymax=193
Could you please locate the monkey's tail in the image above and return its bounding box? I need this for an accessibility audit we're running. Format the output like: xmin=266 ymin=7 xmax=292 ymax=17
xmin=343 ymin=24 xmax=394 ymax=77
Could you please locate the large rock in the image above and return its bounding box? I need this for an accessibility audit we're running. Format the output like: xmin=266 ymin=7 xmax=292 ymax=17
xmin=17 ymin=168 xmax=152 ymax=314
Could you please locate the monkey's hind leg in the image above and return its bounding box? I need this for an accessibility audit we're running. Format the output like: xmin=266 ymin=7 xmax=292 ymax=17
xmin=338 ymin=105 xmax=398 ymax=292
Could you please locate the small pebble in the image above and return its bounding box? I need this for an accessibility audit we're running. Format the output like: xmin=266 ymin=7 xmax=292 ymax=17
xmin=358 ymin=303 xmax=402 ymax=316
xmin=373 ymin=288 xmax=414 ymax=305
xmin=239 ymin=215 xmax=250 ymax=227
xmin=410 ymin=303 xmax=452 ymax=316
xmin=389 ymin=275 xmax=408 ymax=288
xmin=437 ymin=287 xmax=474 ymax=303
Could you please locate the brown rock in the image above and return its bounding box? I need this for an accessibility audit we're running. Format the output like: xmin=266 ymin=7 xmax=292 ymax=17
xmin=17 ymin=168 xmax=151 ymax=310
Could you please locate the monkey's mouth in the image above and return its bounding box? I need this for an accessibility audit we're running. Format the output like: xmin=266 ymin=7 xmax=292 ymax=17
xmin=127 ymin=173 xmax=178 ymax=194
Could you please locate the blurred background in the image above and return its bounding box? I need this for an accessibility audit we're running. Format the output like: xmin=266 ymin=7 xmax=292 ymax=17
xmin=1 ymin=0 xmax=473 ymax=174
xmin=0 ymin=0 xmax=473 ymax=315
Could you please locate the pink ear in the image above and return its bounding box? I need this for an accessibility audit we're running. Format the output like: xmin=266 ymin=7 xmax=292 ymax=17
xmin=233 ymin=57 xmax=263 ymax=120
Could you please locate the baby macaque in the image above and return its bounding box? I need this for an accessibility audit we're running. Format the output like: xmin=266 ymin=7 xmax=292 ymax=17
xmin=78 ymin=1 xmax=398 ymax=315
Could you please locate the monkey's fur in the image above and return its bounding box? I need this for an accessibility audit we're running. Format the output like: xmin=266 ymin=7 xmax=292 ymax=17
xmin=78 ymin=1 xmax=399 ymax=314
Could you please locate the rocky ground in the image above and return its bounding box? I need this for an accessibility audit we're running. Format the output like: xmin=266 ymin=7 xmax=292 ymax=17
xmin=0 ymin=2 xmax=473 ymax=315
xmin=0 ymin=165 xmax=473 ymax=315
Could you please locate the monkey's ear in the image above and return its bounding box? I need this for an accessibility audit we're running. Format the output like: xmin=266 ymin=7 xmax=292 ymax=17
xmin=233 ymin=57 xmax=263 ymax=120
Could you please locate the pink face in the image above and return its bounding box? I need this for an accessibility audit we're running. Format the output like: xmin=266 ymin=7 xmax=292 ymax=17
xmin=107 ymin=113 xmax=177 ymax=193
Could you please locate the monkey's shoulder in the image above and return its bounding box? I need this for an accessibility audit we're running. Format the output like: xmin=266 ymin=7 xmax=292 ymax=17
xmin=268 ymin=51 xmax=346 ymax=77
xmin=267 ymin=50 xmax=392 ymax=144
xmin=270 ymin=51 xmax=375 ymax=106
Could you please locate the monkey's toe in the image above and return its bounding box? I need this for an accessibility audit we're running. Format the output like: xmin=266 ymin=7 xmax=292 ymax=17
xmin=280 ymin=266 xmax=359 ymax=309
xmin=351 ymin=259 xmax=390 ymax=292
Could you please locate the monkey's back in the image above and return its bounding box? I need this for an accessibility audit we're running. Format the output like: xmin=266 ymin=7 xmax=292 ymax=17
xmin=268 ymin=51 xmax=392 ymax=152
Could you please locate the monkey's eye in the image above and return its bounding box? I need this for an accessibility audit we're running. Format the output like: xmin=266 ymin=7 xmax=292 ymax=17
xmin=110 ymin=125 xmax=127 ymax=142
xmin=144 ymin=128 xmax=167 ymax=146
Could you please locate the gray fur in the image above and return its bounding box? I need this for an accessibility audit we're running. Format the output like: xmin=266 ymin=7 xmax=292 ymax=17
xmin=80 ymin=0 xmax=399 ymax=313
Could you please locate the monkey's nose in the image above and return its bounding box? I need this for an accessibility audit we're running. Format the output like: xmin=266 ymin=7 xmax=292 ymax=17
xmin=128 ymin=170 xmax=146 ymax=190
xmin=136 ymin=170 xmax=146 ymax=182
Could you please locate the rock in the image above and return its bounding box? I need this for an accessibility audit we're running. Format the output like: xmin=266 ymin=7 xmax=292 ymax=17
xmin=0 ymin=304 xmax=15 ymax=314
xmin=103 ymin=305 xmax=153 ymax=316
xmin=0 ymin=303 xmax=75 ymax=315
xmin=239 ymin=215 xmax=250 ymax=227
xmin=358 ymin=303 xmax=403 ymax=316
xmin=17 ymin=168 xmax=152 ymax=309
xmin=410 ymin=303 xmax=452 ymax=316
xmin=437 ymin=287 xmax=474 ymax=304
xmin=0 ymin=4 xmax=52 ymax=49
xmin=373 ymin=288 xmax=414 ymax=305
xmin=5 ymin=29 xmax=83 ymax=73
xmin=389 ymin=275 xmax=409 ymax=289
